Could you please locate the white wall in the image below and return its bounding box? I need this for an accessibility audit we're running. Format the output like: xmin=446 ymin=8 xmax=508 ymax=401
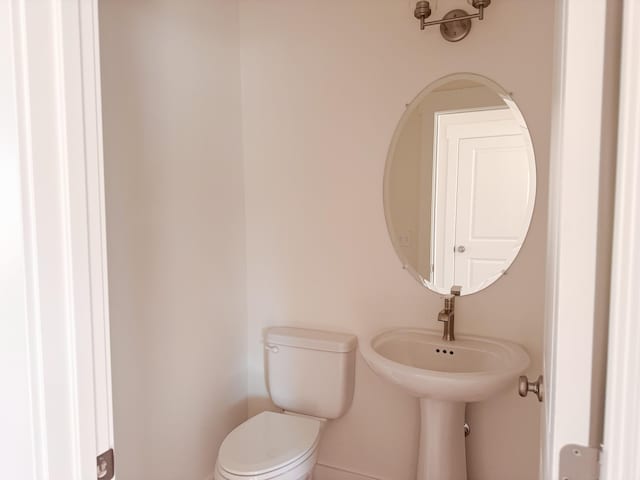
xmin=99 ymin=2 xmax=247 ymax=479
xmin=240 ymin=1 xmax=554 ymax=479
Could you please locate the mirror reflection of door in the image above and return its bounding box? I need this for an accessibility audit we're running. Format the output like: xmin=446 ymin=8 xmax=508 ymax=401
xmin=431 ymin=108 xmax=534 ymax=292
xmin=384 ymin=75 xmax=537 ymax=296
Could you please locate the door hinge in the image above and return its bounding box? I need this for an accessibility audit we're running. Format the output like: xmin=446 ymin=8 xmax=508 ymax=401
xmin=97 ymin=448 xmax=114 ymax=480
xmin=559 ymin=444 xmax=601 ymax=480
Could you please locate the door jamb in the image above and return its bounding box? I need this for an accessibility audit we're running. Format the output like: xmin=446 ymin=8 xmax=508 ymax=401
xmin=544 ymin=0 xmax=610 ymax=477
xmin=600 ymin=1 xmax=640 ymax=477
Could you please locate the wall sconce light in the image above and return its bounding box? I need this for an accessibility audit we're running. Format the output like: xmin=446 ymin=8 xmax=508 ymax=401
xmin=414 ymin=0 xmax=491 ymax=42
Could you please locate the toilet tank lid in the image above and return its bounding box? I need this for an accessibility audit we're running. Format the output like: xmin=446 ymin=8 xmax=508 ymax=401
xmin=265 ymin=327 xmax=357 ymax=353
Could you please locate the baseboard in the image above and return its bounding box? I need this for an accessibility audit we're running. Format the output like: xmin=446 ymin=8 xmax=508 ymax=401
xmin=313 ymin=463 xmax=382 ymax=480
xmin=207 ymin=463 xmax=380 ymax=480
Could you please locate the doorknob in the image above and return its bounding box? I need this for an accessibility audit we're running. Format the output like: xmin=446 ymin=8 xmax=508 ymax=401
xmin=519 ymin=375 xmax=543 ymax=402
xmin=456 ymin=245 xmax=466 ymax=253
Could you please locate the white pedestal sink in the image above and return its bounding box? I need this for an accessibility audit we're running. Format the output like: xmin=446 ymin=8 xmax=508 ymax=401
xmin=360 ymin=328 xmax=530 ymax=480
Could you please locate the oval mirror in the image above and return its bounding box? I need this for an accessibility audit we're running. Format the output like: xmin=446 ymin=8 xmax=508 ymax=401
xmin=384 ymin=73 xmax=536 ymax=296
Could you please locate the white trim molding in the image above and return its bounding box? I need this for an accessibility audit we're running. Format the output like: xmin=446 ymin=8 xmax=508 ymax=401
xmin=9 ymin=1 xmax=113 ymax=479
xmin=601 ymin=1 xmax=640 ymax=478
xmin=544 ymin=0 xmax=609 ymax=478
xmin=314 ymin=463 xmax=382 ymax=480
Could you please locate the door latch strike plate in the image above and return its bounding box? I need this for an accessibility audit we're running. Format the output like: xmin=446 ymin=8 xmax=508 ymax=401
xmin=559 ymin=444 xmax=600 ymax=480
xmin=97 ymin=448 xmax=114 ymax=480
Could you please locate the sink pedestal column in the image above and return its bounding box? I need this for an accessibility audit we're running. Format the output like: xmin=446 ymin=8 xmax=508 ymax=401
xmin=417 ymin=398 xmax=467 ymax=480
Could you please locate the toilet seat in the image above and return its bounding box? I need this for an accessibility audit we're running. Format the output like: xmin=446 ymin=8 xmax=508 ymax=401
xmin=216 ymin=411 xmax=321 ymax=480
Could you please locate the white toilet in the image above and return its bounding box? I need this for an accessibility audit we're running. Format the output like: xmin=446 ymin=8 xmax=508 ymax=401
xmin=214 ymin=327 xmax=357 ymax=480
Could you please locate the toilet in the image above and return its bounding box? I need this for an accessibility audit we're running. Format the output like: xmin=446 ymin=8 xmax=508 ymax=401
xmin=214 ymin=327 xmax=357 ymax=480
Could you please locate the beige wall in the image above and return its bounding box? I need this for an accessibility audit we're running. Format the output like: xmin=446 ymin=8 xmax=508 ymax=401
xmin=99 ymin=1 xmax=247 ymax=479
xmin=240 ymin=1 xmax=555 ymax=479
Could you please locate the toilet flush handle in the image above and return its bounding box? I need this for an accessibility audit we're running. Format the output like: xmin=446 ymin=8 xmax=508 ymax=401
xmin=265 ymin=344 xmax=280 ymax=354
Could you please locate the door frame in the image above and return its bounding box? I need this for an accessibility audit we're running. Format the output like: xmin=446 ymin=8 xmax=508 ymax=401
xmin=8 ymin=1 xmax=113 ymax=479
xmin=600 ymin=1 xmax=640 ymax=477
xmin=544 ymin=0 xmax=625 ymax=478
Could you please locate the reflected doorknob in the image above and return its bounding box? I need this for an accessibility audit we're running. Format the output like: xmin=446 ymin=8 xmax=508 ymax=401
xmin=456 ymin=245 xmax=466 ymax=253
xmin=519 ymin=375 xmax=543 ymax=402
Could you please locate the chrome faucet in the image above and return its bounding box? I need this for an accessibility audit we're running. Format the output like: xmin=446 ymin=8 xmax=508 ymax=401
xmin=438 ymin=285 xmax=462 ymax=341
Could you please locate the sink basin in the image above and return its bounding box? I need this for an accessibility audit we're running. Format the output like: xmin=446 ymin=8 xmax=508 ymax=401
xmin=360 ymin=328 xmax=530 ymax=402
xmin=360 ymin=328 xmax=530 ymax=480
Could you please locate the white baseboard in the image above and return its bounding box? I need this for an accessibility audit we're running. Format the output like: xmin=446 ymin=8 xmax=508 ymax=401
xmin=313 ymin=463 xmax=381 ymax=480
xmin=207 ymin=463 xmax=380 ymax=480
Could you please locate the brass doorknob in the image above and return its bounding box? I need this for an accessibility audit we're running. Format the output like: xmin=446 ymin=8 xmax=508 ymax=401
xmin=519 ymin=375 xmax=543 ymax=402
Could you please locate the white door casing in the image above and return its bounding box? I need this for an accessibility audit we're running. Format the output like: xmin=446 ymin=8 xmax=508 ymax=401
xmin=544 ymin=0 xmax=611 ymax=478
xmin=601 ymin=0 xmax=640 ymax=477
xmin=432 ymin=108 xmax=534 ymax=293
xmin=5 ymin=1 xmax=114 ymax=479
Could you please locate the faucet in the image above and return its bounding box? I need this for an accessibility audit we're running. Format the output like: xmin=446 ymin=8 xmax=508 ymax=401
xmin=438 ymin=285 xmax=462 ymax=341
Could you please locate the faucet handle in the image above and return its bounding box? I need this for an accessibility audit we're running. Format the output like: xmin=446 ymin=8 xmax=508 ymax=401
xmin=450 ymin=285 xmax=462 ymax=296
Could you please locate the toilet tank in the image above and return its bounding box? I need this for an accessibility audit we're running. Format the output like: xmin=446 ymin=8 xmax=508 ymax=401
xmin=265 ymin=327 xmax=357 ymax=419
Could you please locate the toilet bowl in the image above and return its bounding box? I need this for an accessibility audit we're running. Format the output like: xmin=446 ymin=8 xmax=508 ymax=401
xmin=214 ymin=327 xmax=357 ymax=480
xmin=214 ymin=411 xmax=321 ymax=480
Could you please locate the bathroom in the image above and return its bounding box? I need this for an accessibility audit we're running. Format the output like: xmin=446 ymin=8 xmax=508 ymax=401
xmin=100 ymin=1 xmax=554 ymax=478
xmin=2 ymin=0 xmax=629 ymax=479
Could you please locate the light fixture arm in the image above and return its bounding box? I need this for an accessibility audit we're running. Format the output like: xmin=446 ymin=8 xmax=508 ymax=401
xmin=414 ymin=1 xmax=492 ymax=41
xmin=417 ymin=7 xmax=484 ymax=30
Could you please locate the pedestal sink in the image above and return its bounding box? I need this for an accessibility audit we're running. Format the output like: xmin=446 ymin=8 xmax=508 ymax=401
xmin=359 ymin=328 xmax=530 ymax=480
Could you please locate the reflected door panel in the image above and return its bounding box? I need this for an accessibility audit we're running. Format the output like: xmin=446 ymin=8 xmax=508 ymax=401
xmin=433 ymin=108 xmax=534 ymax=293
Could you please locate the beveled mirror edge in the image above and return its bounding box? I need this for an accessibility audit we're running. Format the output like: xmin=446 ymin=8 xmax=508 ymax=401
xmin=382 ymin=72 xmax=538 ymax=297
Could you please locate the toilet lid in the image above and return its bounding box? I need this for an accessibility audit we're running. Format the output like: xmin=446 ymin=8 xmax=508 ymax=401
xmin=218 ymin=411 xmax=320 ymax=476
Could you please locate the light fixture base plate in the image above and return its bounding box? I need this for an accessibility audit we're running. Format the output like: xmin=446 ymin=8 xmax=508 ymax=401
xmin=440 ymin=9 xmax=472 ymax=42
